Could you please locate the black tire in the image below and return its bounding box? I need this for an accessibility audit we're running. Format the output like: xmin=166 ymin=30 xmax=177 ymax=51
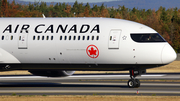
xmin=127 ymin=79 xmax=136 ymax=88
xmin=135 ymin=79 xmax=140 ymax=87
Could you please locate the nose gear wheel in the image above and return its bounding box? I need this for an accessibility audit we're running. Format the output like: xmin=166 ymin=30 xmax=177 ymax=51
xmin=127 ymin=79 xmax=140 ymax=88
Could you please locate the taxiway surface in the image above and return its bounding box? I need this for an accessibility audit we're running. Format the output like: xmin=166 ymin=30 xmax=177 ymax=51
xmin=0 ymin=73 xmax=179 ymax=96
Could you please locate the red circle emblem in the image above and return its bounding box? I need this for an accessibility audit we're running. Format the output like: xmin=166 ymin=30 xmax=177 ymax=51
xmin=86 ymin=45 xmax=99 ymax=59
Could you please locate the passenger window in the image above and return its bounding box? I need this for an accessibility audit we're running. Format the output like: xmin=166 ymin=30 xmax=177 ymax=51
xmin=78 ymin=36 xmax=80 ymax=40
xmin=73 ymin=36 xmax=76 ymax=40
xmin=38 ymin=36 xmax=40 ymax=40
xmin=82 ymin=36 xmax=85 ymax=40
xmin=69 ymin=36 xmax=71 ymax=40
xmin=46 ymin=36 xmax=49 ymax=40
xmin=51 ymin=36 xmax=53 ymax=40
xmin=97 ymin=36 xmax=99 ymax=40
xmin=2 ymin=36 xmax=4 ymax=40
xmin=33 ymin=36 xmax=35 ymax=40
xmin=110 ymin=36 xmax=112 ymax=40
xmin=42 ymin=36 xmax=44 ymax=40
xmin=11 ymin=36 xmax=13 ymax=40
xmin=64 ymin=36 xmax=67 ymax=40
xmin=92 ymin=36 xmax=94 ymax=40
xmin=19 ymin=36 xmax=21 ymax=40
xmin=60 ymin=36 xmax=62 ymax=40
xmin=87 ymin=36 xmax=89 ymax=40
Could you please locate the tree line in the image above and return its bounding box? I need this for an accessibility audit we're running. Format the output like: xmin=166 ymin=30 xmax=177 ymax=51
xmin=1 ymin=0 xmax=180 ymax=52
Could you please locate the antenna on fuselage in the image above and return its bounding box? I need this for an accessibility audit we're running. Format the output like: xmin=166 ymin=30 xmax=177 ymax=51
xmin=42 ymin=14 xmax=46 ymax=18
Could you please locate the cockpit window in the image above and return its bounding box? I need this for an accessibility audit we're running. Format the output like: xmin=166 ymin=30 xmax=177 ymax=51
xmin=130 ymin=33 xmax=166 ymax=42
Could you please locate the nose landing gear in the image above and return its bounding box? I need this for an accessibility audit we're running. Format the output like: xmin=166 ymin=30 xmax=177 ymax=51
xmin=127 ymin=69 xmax=145 ymax=88
xmin=128 ymin=78 xmax=140 ymax=88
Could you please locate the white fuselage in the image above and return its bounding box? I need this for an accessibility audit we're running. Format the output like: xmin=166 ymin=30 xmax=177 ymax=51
xmin=0 ymin=18 xmax=177 ymax=71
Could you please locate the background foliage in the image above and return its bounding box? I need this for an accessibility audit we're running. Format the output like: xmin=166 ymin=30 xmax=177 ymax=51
xmin=1 ymin=0 xmax=180 ymax=52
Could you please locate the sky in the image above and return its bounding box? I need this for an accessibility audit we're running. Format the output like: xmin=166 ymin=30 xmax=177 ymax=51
xmin=20 ymin=0 xmax=119 ymax=3
xmin=20 ymin=0 xmax=120 ymax=3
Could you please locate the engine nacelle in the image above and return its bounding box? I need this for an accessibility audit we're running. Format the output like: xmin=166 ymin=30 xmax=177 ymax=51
xmin=28 ymin=70 xmax=75 ymax=77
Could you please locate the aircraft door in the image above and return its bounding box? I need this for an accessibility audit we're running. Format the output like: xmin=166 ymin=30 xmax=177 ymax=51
xmin=18 ymin=33 xmax=28 ymax=49
xmin=108 ymin=29 xmax=121 ymax=49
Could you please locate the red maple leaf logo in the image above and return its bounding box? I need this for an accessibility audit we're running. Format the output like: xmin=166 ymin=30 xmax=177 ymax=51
xmin=88 ymin=47 xmax=97 ymax=55
xmin=86 ymin=45 xmax=99 ymax=59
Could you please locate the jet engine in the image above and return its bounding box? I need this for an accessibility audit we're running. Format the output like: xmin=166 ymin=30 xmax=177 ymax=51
xmin=28 ymin=70 xmax=75 ymax=77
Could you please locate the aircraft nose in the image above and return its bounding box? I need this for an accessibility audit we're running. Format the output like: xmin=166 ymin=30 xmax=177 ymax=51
xmin=161 ymin=44 xmax=177 ymax=64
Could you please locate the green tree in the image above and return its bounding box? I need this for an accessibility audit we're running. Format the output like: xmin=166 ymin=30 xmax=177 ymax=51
xmin=39 ymin=2 xmax=48 ymax=14
xmin=92 ymin=4 xmax=98 ymax=12
xmin=85 ymin=2 xmax=91 ymax=15
xmin=77 ymin=3 xmax=84 ymax=17
xmin=28 ymin=3 xmax=34 ymax=11
xmin=160 ymin=7 xmax=169 ymax=23
xmin=72 ymin=0 xmax=78 ymax=15
xmin=100 ymin=3 xmax=105 ymax=12
xmin=132 ymin=7 xmax=136 ymax=14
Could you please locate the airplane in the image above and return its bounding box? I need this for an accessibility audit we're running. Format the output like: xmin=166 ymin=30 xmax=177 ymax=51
xmin=0 ymin=17 xmax=177 ymax=88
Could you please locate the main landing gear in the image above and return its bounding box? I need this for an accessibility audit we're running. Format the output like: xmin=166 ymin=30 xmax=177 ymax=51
xmin=127 ymin=69 xmax=146 ymax=88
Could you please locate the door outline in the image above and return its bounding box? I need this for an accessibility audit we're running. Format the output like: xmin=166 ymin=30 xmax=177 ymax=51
xmin=18 ymin=33 xmax=28 ymax=49
xmin=108 ymin=29 xmax=121 ymax=49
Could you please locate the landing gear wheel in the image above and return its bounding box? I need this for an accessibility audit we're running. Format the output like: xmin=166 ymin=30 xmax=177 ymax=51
xmin=127 ymin=79 xmax=136 ymax=88
xmin=127 ymin=79 xmax=140 ymax=88
xmin=135 ymin=79 xmax=140 ymax=87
